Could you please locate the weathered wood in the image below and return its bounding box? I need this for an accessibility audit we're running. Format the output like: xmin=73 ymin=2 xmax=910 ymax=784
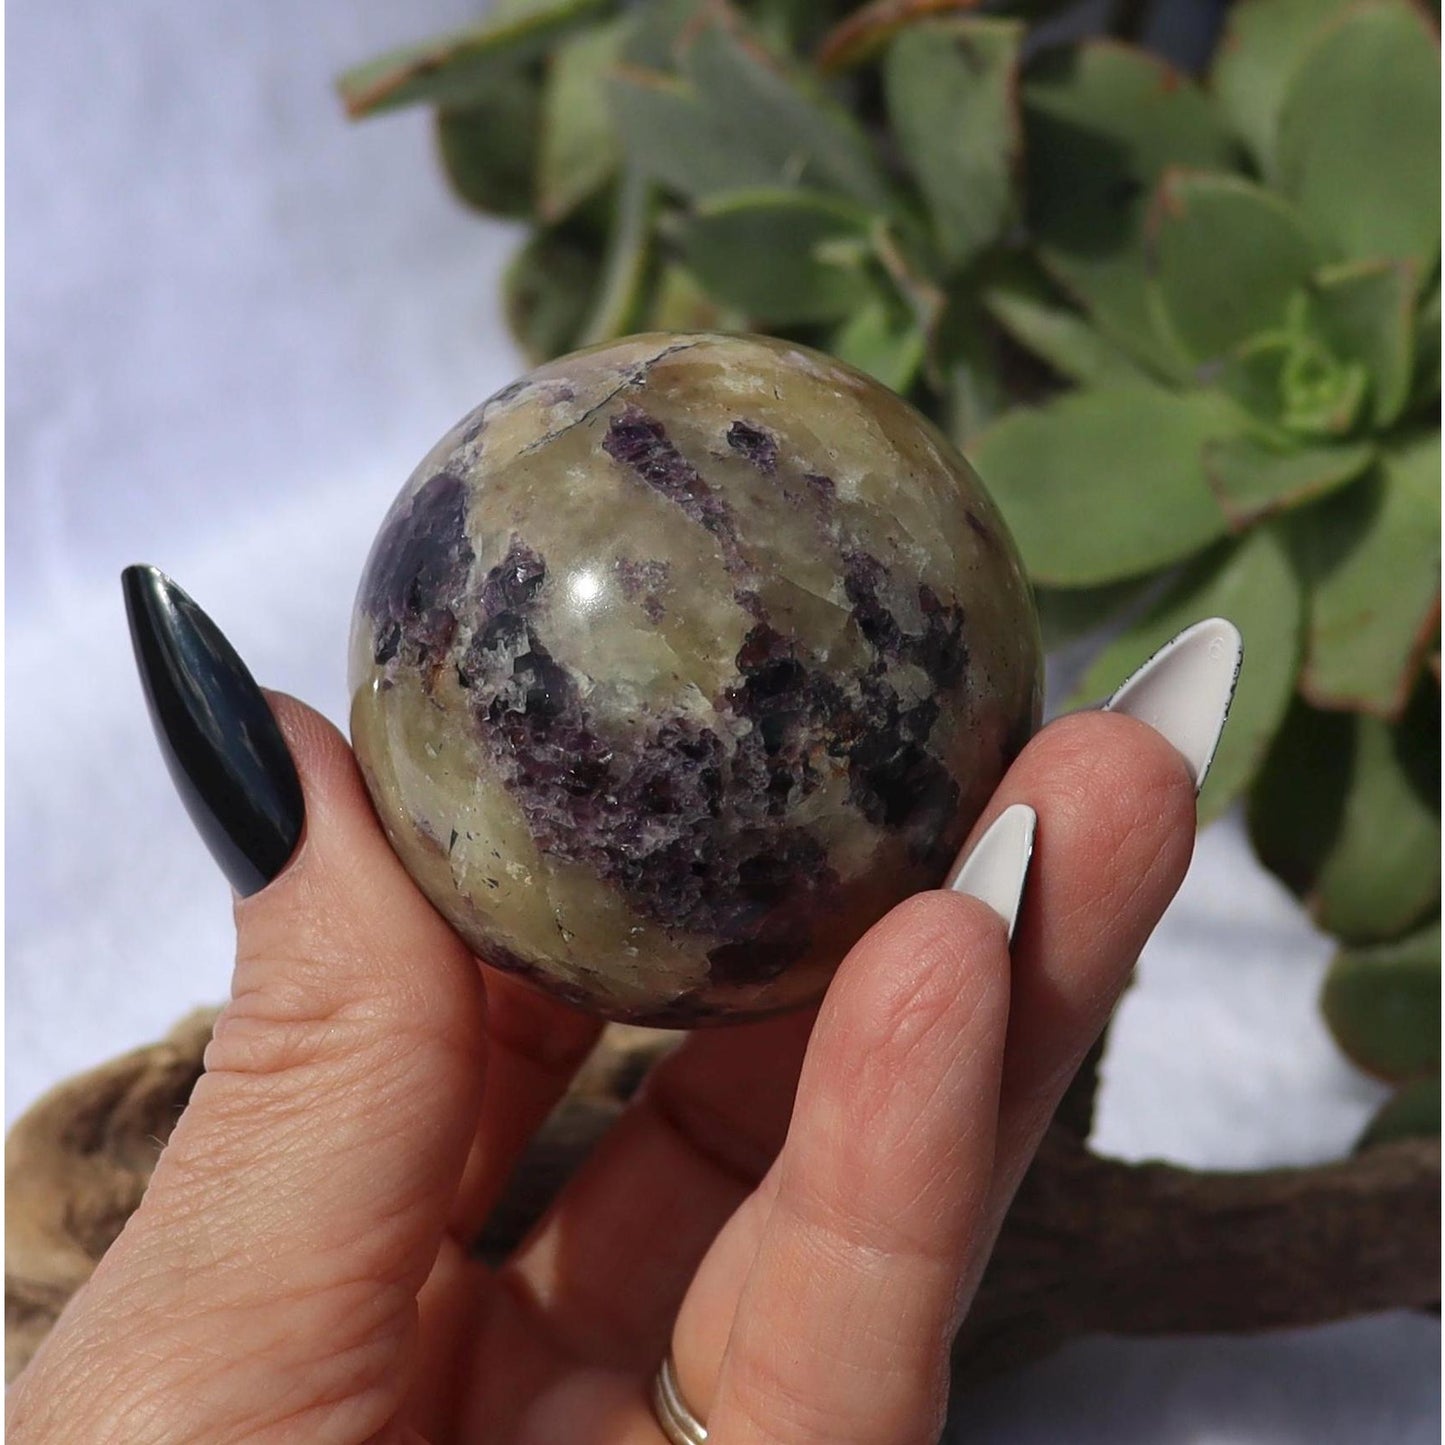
xmin=6 ymin=1015 xmax=1438 ymax=1392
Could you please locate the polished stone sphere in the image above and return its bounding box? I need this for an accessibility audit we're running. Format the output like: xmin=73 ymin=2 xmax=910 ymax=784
xmin=349 ymin=333 xmax=1042 ymax=1025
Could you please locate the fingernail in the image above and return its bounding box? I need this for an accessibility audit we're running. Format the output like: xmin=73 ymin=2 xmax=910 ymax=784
xmin=123 ymin=565 xmax=304 ymax=897
xmin=1104 ymin=617 xmax=1243 ymax=792
xmin=946 ymin=803 xmax=1036 ymax=941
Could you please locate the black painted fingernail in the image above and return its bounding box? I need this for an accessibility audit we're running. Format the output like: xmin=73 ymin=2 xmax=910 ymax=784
xmin=123 ymin=565 xmax=304 ymax=896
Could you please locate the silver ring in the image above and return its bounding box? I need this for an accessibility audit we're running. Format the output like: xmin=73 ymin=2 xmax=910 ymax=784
xmin=651 ymin=1350 xmax=708 ymax=1444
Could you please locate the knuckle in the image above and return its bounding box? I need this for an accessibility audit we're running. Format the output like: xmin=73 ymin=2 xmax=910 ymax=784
xmin=827 ymin=892 xmax=1004 ymax=1104
xmin=1029 ymin=713 xmax=1197 ymax=914
xmin=1037 ymin=711 xmax=1196 ymax=839
xmin=728 ymin=1315 xmax=947 ymax=1445
xmin=213 ymin=930 xmax=483 ymax=1096
xmin=206 ymin=964 xmax=376 ymax=1084
xmin=780 ymin=1164 xmax=962 ymax=1277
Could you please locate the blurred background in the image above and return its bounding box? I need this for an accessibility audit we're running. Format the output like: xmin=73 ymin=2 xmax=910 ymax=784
xmin=6 ymin=0 xmax=1438 ymax=1439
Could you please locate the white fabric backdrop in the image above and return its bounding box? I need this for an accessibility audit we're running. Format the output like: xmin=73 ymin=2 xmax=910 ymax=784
xmin=6 ymin=1 xmax=1439 ymax=1438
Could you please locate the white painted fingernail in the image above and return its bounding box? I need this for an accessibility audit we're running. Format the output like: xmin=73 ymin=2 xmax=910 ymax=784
xmin=946 ymin=803 xmax=1036 ymax=942
xmin=1105 ymin=617 xmax=1243 ymax=792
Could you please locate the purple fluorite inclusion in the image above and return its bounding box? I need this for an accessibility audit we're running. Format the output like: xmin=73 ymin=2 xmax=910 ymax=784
xmin=349 ymin=333 xmax=1042 ymax=1025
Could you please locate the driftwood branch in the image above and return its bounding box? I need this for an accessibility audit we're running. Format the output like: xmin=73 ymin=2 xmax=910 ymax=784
xmin=4 ymin=1010 xmax=216 ymax=1382
xmin=6 ymin=1016 xmax=1439 ymax=1389
xmin=1052 ymin=1034 xmax=1105 ymax=1142
xmin=955 ymin=1125 xmax=1441 ymax=1383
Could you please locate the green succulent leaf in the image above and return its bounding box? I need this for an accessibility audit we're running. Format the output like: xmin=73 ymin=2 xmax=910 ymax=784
xmin=680 ymin=187 xmax=875 ymax=325
xmin=930 ymin=289 xmax=1010 ymax=448
xmin=1275 ymin=0 xmax=1442 ymax=270
xmin=1216 ymin=319 xmax=1371 ymax=440
xmin=968 ymin=385 xmax=1240 ymax=585
xmin=503 ymin=227 xmax=604 ymax=363
xmin=1292 ymin=435 xmax=1442 ymax=718
xmin=1068 ymin=526 xmax=1303 ymax=822
xmin=815 ymin=0 xmax=921 ymax=73
xmin=884 ymin=18 xmax=1024 ymax=268
xmin=1203 ymin=435 xmax=1378 ymax=530
xmin=983 ymin=283 xmax=1152 ymax=388
xmin=436 ymin=70 xmax=543 ymax=218
xmin=1033 ymin=575 xmax=1163 ymax=651
xmin=941 ymin=350 xmax=1008 ymax=450
xmin=1148 ymin=170 xmax=1317 ymax=365
xmin=1412 ymin=279 xmax=1441 ymax=414
xmin=1023 ymin=42 xmax=1237 ymax=380
xmin=872 ymin=221 xmax=949 ymax=330
xmin=1277 ymin=345 xmax=1369 ymax=437
xmin=1211 ymin=0 xmax=1355 ymax=174
xmin=618 ymin=0 xmax=697 ymax=69
xmin=818 ymin=0 xmax=1076 ymax=72
xmin=1249 ymin=693 xmax=1441 ymax=943
xmin=609 ymin=67 xmax=774 ymax=198
xmin=645 ymin=264 xmax=746 ymax=332
xmin=1214 ymin=333 xmax=1294 ymax=426
xmin=747 ymin=0 xmax=833 ymax=57
xmin=610 ymin=18 xmax=893 ymax=211
xmin=1323 ymin=920 xmax=1442 ymax=1081
xmin=1360 ymin=1075 xmax=1441 ymax=1147
xmin=537 ymin=19 xmax=629 ymax=222
xmin=831 ymin=296 xmax=927 ymax=394
xmin=339 ymin=0 xmax=613 ymax=117
xmin=1306 ymin=259 xmax=1419 ymax=428
xmin=575 ymin=167 xmax=651 ymax=347
xmin=678 ymin=21 xmax=893 ymax=209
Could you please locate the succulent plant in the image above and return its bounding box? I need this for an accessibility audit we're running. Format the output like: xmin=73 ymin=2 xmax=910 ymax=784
xmin=340 ymin=0 xmax=1440 ymax=1131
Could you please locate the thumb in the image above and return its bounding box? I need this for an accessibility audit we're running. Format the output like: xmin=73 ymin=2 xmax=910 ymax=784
xmin=18 ymin=569 xmax=488 ymax=1434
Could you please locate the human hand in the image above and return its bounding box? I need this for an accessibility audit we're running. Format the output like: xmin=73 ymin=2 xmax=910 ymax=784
xmin=7 ymin=568 xmax=1238 ymax=1444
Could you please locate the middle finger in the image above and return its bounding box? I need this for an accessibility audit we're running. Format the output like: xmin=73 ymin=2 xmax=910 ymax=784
xmin=497 ymin=1004 xmax=817 ymax=1368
